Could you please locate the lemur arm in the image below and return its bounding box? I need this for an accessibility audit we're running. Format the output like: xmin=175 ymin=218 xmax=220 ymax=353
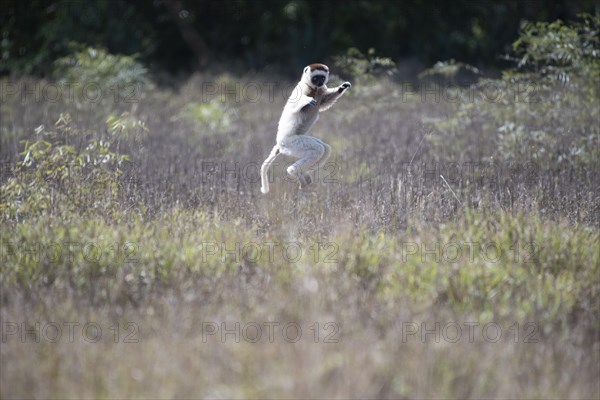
xmin=292 ymin=94 xmax=318 ymax=112
xmin=319 ymin=82 xmax=351 ymax=111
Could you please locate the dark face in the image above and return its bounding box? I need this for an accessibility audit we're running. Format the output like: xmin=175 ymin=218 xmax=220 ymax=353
xmin=311 ymin=74 xmax=326 ymax=87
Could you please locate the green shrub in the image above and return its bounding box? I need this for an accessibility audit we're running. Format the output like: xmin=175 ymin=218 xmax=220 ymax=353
xmin=53 ymin=46 xmax=151 ymax=109
xmin=427 ymin=14 xmax=599 ymax=172
xmin=510 ymin=14 xmax=600 ymax=83
xmin=176 ymin=101 xmax=234 ymax=136
xmin=418 ymin=58 xmax=481 ymax=85
xmin=333 ymin=47 xmax=397 ymax=83
xmin=0 ymin=113 xmax=144 ymax=221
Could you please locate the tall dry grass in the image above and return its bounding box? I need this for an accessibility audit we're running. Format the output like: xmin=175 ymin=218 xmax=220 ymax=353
xmin=1 ymin=17 xmax=599 ymax=399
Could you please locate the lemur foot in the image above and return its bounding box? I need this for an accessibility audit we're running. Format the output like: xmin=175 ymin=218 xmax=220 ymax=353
xmin=299 ymin=173 xmax=312 ymax=189
xmin=287 ymin=166 xmax=313 ymax=189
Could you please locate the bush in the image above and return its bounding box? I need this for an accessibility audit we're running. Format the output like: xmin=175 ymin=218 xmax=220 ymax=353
xmin=175 ymin=101 xmax=235 ymax=143
xmin=510 ymin=14 xmax=600 ymax=83
xmin=53 ymin=46 xmax=151 ymax=111
xmin=427 ymin=15 xmax=600 ymax=173
xmin=0 ymin=113 xmax=145 ymax=221
xmin=418 ymin=58 xmax=481 ymax=85
xmin=333 ymin=47 xmax=397 ymax=83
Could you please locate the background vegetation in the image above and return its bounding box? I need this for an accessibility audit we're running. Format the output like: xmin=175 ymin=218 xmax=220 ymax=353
xmin=1 ymin=2 xmax=599 ymax=399
xmin=1 ymin=0 xmax=598 ymax=75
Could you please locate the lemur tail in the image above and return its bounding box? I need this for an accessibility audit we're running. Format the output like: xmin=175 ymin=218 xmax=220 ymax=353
xmin=260 ymin=145 xmax=280 ymax=194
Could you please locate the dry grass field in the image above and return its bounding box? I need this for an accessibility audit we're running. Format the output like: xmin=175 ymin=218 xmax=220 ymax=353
xmin=1 ymin=16 xmax=599 ymax=399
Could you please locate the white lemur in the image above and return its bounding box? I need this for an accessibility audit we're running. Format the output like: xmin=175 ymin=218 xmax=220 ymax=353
xmin=260 ymin=63 xmax=351 ymax=194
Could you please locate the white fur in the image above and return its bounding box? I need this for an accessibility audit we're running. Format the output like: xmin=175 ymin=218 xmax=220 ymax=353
xmin=260 ymin=64 xmax=351 ymax=193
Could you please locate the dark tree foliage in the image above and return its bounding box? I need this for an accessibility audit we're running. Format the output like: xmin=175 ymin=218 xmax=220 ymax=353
xmin=1 ymin=0 xmax=597 ymax=76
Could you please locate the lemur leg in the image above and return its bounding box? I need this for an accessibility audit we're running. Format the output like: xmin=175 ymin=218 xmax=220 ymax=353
xmin=313 ymin=137 xmax=332 ymax=170
xmin=278 ymin=135 xmax=326 ymax=187
xmin=303 ymin=137 xmax=331 ymax=183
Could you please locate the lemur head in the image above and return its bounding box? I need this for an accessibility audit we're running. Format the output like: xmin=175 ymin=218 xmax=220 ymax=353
xmin=302 ymin=63 xmax=329 ymax=88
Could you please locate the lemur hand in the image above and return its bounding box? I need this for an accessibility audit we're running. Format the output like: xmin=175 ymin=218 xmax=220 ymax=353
xmin=339 ymin=82 xmax=352 ymax=92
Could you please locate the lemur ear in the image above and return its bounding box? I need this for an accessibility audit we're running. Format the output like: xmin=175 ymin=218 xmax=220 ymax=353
xmin=304 ymin=67 xmax=309 ymax=74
